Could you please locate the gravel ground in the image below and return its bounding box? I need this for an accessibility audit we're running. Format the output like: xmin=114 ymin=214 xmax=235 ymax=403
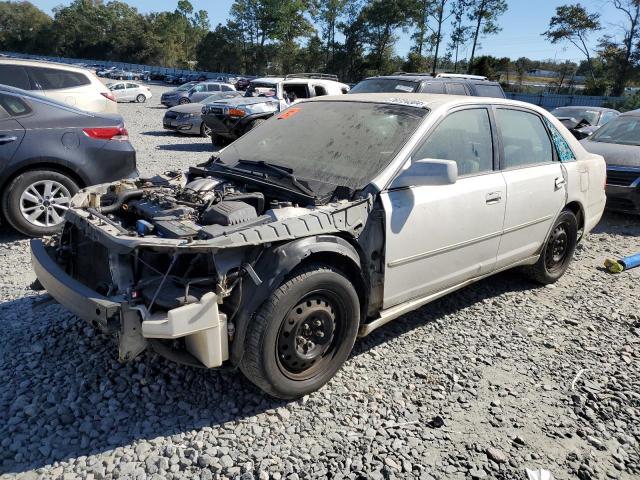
xmin=0 ymin=83 xmax=638 ymax=479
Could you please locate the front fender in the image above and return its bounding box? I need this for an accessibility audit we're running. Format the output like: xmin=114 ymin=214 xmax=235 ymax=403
xmin=229 ymin=235 xmax=362 ymax=366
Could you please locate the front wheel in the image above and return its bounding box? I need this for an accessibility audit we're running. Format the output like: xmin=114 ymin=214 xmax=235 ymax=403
xmin=524 ymin=210 xmax=578 ymax=284
xmin=178 ymin=98 xmax=190 ymax=105
xmin=200 ymin=122 xmax=211 ymax=137
xmin=2 ymin=170 xmax=78 ymax=237
xmin=240 ymin=263 xmax=360 ymax=399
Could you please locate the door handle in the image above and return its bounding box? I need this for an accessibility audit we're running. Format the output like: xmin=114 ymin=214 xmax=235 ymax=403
xmin=485 ymin=191 xmax=502 ymax=204
xmin=0 ymin=135 xmax=18 ymax=145
xmin=555 ymin=177 xmax=566 ymax=189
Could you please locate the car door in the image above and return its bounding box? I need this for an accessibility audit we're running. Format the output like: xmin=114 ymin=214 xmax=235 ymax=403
xmin=0 ymin=94 xmax=27 ymax=170
xmin=445 ymin=83 xmax=469 ymax=95
xmin=126 ymin=83 xmax=140 ymax=101
xmin=381 ymin=106 xmax=506 ymax=308
xmin=111 ymin=83 xmax=126 ymax=101
xmin=494 ymin=107 xmax=566 ymax=269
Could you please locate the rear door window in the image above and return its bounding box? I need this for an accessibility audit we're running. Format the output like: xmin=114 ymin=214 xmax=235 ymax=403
xmin=0 ymin=65 xmax=32 ymax=90
xmin=421 ymin=82 xmax=445 ymax=94
xmin=445 ymin=83 xmax=468 ymax=95
xmin=28 ymin=67 xmax=91 ymax=90
xmin=221 ymin=85 xmax=234 ymax=91
xmin=208 ymin=84 xmax=221 ymax=92
xmin=126 ymin=83 xmax=138 ymax=89
xmin=474 ymin=84 xmax=505 ymax=98
xmin=496 ymin=109 xmax=554 ymax=168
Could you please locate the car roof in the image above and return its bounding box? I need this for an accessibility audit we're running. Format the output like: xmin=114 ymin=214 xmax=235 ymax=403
xmin=0 ymin=57 xmax=91 ymax=74
xmin=552 ymin=106 xmax=618 ymax=113
xmin=304 ymin=92 xmax=548 ymax=112
xmin=252 ymin=77 xmax=284 ymax=84
xmin=363 ymin=74 xmax=501 ymax=85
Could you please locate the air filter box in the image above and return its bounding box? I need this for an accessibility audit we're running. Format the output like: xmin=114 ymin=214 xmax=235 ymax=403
xmin=201 ymin=201 xmax=257 ymax=226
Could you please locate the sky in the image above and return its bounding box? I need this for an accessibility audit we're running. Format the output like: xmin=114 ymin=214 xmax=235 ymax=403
xmin=31 ymin=0 xmax=625 ymax=62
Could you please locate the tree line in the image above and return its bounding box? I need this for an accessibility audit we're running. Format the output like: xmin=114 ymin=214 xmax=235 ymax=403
xmin=0 ymin=0 xmax=638 ymax=94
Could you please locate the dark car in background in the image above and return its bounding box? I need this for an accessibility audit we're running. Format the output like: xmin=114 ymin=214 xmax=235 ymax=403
xmin=581 ymin=109 xmax=640 ymax=214
xmin=0 ymin=85 xmax=137 ymax=236
xmin=551 ymin=106 xmax=620 ymax=140
xmin=349 ymin=73 xmax=506 ymax=98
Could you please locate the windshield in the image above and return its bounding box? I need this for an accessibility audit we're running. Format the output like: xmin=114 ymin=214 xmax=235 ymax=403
xmin=590 ymin=115 xmax=640 ymax=146
xmin=245 ymin=81 xmax=278 ymax=97
xmin=217 ymin=101 xmax=428 ymax=191
xmin=349 ymin=78 xmax=419 ymax=94
xmin=551 ymin=108 xmax=600 ymax=125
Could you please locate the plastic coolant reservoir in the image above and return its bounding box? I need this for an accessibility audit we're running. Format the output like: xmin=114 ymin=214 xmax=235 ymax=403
xmin=266 ymin=206 xmax=311 ymax=221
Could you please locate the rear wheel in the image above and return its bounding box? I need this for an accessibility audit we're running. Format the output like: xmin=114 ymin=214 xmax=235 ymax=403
xmin=524 ymin=210 xmax=578 ymax=284
xmin=136 ymin=94 xmax=146 ymax=103
xmin=2 ymin=170 xmax=78 ymax=237
xmin=240 ymin=263 xmax=360 ymax=399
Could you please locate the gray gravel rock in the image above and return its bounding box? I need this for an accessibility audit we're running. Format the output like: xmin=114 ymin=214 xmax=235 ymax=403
xmin=0 ymin=82 xmax=639 ymax=479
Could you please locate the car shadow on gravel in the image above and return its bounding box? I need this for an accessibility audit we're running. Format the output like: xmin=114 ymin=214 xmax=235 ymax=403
xmin=157 ymin=143 xmax=213 ymax=153
xmin=353 ymin=269 xmax=536 ymax=356
xmin=0 ymin=269 xmax=537 ymax=475
xmin=0 ymin=295 xmax=285 ymax=474
xmin=141 ymin=130 xmax=174 ymax=137
xmin=592 ymin=211 xmax=640 ymax=237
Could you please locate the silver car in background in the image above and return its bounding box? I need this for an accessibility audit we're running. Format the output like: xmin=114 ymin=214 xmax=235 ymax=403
xmin=163 ymin=91 xmax=242 ymax=136
xmin=160 ymin=81 xmax=235 ymax=106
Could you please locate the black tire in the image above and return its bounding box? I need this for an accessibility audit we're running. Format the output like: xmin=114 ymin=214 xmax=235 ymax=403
xmin=524 ymin=210 xmax=578 ymax=285
xmin=136 ymin=94 xmax=146 ymax=103
xmin=248 ymin=118 xmax=266 ymax=131
xmin=240 ymin=263 xmax=360 ymax=399
xmin=178 ymin=98 xmax=190 ymax=105
xmin=2 ymin=170 xmax=79 ymax=237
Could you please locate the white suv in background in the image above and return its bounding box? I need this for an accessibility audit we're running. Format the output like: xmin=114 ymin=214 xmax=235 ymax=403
xmin=0 ymin=58 xmax=118 ymax=113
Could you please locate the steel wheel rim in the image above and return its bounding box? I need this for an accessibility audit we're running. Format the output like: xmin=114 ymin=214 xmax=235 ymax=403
xmin=19 ymin=180 xmax=71 ymax=227
xmin=276 ymin=290 xmax=344 ymax=381
xmin=545 ymin=223 xmax=569 ymax=272
xmin=202 ymin=123 xmax=211 ymax=136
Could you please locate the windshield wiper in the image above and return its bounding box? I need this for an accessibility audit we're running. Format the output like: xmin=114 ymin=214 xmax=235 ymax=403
xmin=237 ymin=159 xmax=315 ymax=197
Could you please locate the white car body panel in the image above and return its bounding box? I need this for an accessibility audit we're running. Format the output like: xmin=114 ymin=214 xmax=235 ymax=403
xmin=320 ymin=93 xmax=607 ymax=309
xmin=109 ymin=82 xmax=152 ymax=103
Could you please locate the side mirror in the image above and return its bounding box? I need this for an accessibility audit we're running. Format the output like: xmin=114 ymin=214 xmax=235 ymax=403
xmin=391 ymin=158 xmax=458 ymax=188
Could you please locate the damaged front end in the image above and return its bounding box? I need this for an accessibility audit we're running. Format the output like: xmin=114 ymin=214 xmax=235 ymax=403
xmin=31 ymin=167 xmax=373 ymax=369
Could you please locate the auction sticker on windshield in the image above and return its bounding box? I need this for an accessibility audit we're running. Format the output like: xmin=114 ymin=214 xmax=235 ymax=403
xmin=277 ymin=108 xmax=301 ymax=120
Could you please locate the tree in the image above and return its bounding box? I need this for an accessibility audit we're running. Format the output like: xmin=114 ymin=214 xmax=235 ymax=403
xmin=607 ymin=0 xmax=640 ymax=95
xmin=543 ymin=4 xmax=601 ymax=81
xmin=313 ymin=0 xmax=349 ymax=64
xmin=361 ymin=0 xmax=412 ymax=72
xmin=0 ymin=1 xmax=52 ymax=54
xmin=448 ymin=0 xmax=472 ymax=72
xmin=409 ymin=0 xmax=434 ymax=58
xmin=429 ymin=0 xmax=451 ymax=74
xmin=466 ymin=0 xmax=508 ymax=73
xmin=196 ymin=23 xmax=244 ymax=73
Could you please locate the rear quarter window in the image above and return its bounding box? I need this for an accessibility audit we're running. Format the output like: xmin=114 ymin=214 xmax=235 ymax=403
xmin=28 ymin=67 xmax=91 ymax=90
xmin=0 ymin=93 xmax=32 ymax=117
xmin=0 ymin=64 xmax=32 ymax=90
xmin=474 ymin=84 xmax=505 ymax=98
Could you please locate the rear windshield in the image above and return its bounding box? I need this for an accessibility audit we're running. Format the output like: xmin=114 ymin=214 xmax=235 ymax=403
xmin=218 ymin=101 xmax=428 ymax=190
xmin=590 ymin=115 xmax=640 ymax=146
xmin=349 ymin=78 xmax=419 ymax=94
xmin=28 ymin=67 xmax=91 ymax=90
xmin=474 ymin=83 xmax=505 ymax=98
xmin=551 ymin=108 xmax=600 ymax=125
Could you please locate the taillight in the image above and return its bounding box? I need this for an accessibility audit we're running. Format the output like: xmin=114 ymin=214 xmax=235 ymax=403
xmin=83 ymin=126 xmax=129 ymax=141
xmin=101 ymin=91 xmax=116 ymax=102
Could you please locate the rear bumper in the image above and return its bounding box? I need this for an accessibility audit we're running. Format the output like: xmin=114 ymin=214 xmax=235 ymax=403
xmin=606 ymin=184 xmax=640 ymax=214
xmin=30 ymin=239 xmax=228 ymax=367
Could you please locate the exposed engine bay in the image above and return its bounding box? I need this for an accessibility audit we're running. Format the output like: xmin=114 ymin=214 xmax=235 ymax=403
xmin=36 ymin=165 xmax=379 ymax=370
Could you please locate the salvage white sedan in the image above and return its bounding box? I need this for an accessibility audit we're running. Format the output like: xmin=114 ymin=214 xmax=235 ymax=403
xmin=31 ymin=93 xmax=606 ymax=398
